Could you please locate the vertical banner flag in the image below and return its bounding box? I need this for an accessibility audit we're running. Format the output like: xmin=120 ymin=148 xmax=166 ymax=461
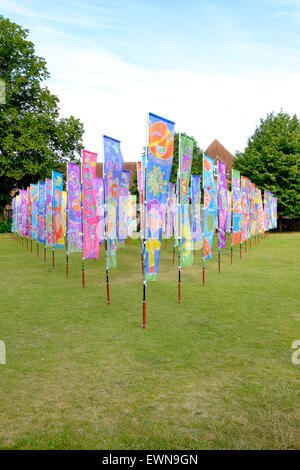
xmin=254 ymin=187 xmax=259 ymax=235
xmin=82 ymin=150 xmax=99 ymax=259
xmin=264 ymin=190 xmax=271 ymax=231
xmin=241 ymin=176 xmax=250 ymax=242
xmin=95 ymin=177 xmax=105 ymax=244
xmin=145 ymin=113 xmax=175 ymax=281
xmin=67 ymin=163 xmax=82 ymax=253
xmin=191 ymin=174 xmax=202 ymax=244
xmin=127 ymin=194 xmax=137 ymax=237
xmin=20 ymin=189 xmax=28 ymax=237
xmin=45 ymin=179 xmax=53 ymax=247
xmin=52 ymin=171 xmax=65 ymax=249
xmin=226 ymin=190 xmax=232 ymax=233
xmin=117 ymin=170 xmax=130 ymax=242
xmin=257 ymin=189 xmax=265 ymax=234
xmin=11 ymin=197 xmax=16 ymax=233
xmin=203 ymin=154 xmax=218 ymax=259
xmin=232 ymin=169 xmax=241 ymax=245
xmin=137 ymin=161 xmax=144 ymax=236
xmin=30 ymin=184 xmax=39 ymax=240
xmin=27 ymin=187 xmax=32 ymax=239
xmin=103 ymin=136 xmax=124 ymax=268
xmin=273 ymin=197 xmax=277 ymax=229
xmin=217 ymin=161 xmax=228 ymax=248
xmin=61 ymin=191 xmax=67 ymax=237
xmin=179 ymin=135 xmax=194 ymax=266
xmin=250 ymin=182 xmax=256 ymax=237
xmin=166 ymin=183 xmax=175 ymax=239
xmin=38 ymin=182 xmax=46 ymax=243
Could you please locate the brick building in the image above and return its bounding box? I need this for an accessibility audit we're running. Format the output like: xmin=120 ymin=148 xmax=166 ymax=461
xmin=205 ymin=139 xmax=234 ymax=181
xmin=96 ymin=162 xmax=137 ymax=188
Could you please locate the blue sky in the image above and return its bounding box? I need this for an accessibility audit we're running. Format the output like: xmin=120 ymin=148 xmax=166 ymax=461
xmin=1 ymin=0 xmax=300 ymax=160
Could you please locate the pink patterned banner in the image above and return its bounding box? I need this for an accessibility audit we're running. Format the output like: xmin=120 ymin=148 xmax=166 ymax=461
xmin=82 ymin=150 xmax=99 ymax=259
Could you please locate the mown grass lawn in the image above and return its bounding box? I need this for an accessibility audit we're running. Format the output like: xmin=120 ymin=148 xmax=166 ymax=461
xmin=0 ymin=232 xmax=299 ymax=450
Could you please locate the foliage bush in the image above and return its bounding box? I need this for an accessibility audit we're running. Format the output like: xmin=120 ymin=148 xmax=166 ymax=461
xmin=0 ymin=218 xmax=11 ymax=232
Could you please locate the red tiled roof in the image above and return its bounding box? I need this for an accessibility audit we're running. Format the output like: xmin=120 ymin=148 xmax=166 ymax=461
xmin=96 ymin=162 xmax=137 ymax=188
xmin=205 ymin=139 xmax=234 ymax=178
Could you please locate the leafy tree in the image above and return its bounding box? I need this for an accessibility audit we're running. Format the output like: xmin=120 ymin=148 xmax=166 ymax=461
xmin=0 ymin=16 xmax=84 ymax=210
xmin=234 ymin=111 xmax=300 ymax=229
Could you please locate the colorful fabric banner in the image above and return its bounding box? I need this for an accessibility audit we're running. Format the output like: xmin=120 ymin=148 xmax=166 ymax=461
xmin=264 ymin=190 xmax=272 ymax=231
xmin=52 ymin=171 xmax=65 ymax=249
xmin=241 ymin=176 xmax=250 ymax=243
xmin=203 ymin=154 xmax=218 ymax=259
xmin=232 ymin=169 xmax=241 ymax=245
xmin=145 ymin=113 xmax=175 ymax=281
xmin=62 ymin=191 xmax=67 ymax=237
xmin=166 ymin=182 xmax=176 ymax=239
xmin=20 ymin=189 xmax=28 ymax=237
xmin=30 ymin=184 xmax=39 ymax=240
xmin=38 ymin=182 xmax=46 ymax=243
xmin=217 ymin=161 xmax=228 ymax=249
xmin=179 ymin=135 xmax=194 ymax=266
xmin=67 ymin=163 xmax=82 ymax=253
xmin=103 ymin=136 xmax=124 ymax=268
xmin=27 ymin=187 xmax=31 ymax=239
xmin=257 ymin=189 xmax=265 ymax=234
xmin=82 ymin=150 xmax=99 ymax=259
xmin=250 ymin=182 xmax=257 ymax=237
xmin=137 ymin=161 xmax=143 ymax=195
xmin=272 ymin=197 xmax=277 ymax=229
xmin=45 ymin=178 xmax=53 ymax=248
xmin=127 ymin=194 xmax=137 ymax=236
xmin=117 ymin=170 xmax=130 ymax=242
xmin=191 ymin=174 xmax=201 ymax=243
xmin=226 ymin=190 xmax=232 ymax=233
xmin=95 ymin=177 xmax=105 ymax=245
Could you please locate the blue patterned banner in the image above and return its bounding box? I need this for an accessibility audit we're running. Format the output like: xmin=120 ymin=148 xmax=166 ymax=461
xmin=145 ymin=113 xmax=175 ymax=281
xmin=203 ymin=154 xmax=217 ymax=259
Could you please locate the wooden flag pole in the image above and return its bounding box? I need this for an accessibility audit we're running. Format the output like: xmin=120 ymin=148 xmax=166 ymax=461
xmin=177 ymin=134 xmax=182 ymax=303
xmin=103 ymin=140 xmax=110 ymax=303
xmin=139 ymin=191 xmax=144 ymax=275
xmin=142 ymin=116 xmax=149 ymax=328
xmin=66 ymin=166 xmax=69 ymax=278
xmin=240 ymin=240 xmax=242 ymax=260
xmin=80 ymin=156 xmax=85 ymax=288
xmin=52 ymin=175 xmax=55 ymax=269
xmin=37 ymin=240 xmax=39 ymax=257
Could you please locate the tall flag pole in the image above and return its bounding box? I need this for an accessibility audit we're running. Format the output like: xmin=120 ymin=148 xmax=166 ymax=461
xmin=137 ymin=161 xmax=144 ymax=275
xmin=103 ymin=136 xmax=124 ymax=303
xmin=177 ymin=134 xmax=182 ymax=303
xmin=178 ymin=134 xmax=194 ymax=301
xmin=143 ymin=112 xmax=175 ymax=326
xmin=217 ymin=161 xmax=227 ymax=273
xmin=203 ymin=154 xmax=218 ymax=285
xmin=142 ymin=116 xmax=149 ymax=327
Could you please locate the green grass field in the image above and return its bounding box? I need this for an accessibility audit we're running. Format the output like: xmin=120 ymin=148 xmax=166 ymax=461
xmin=0 ymin=232 xmax=299 ymax=450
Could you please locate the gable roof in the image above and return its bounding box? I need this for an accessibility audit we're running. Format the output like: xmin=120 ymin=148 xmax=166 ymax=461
xmin=205 ymin=139 xmax=234 ymax=171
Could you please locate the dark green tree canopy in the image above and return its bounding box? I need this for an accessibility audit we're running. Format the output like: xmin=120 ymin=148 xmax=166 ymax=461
xmin=234 ymin=111 xmax=300 ymax=219
xmin=0 ymin=16 xmax=84 ymax=208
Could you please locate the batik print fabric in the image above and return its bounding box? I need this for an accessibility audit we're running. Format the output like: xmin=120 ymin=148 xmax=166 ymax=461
xmin=27 ymin=187 xmax=31 ymax=239
xmin=38 ymin=182 xmax=46 ymax=243
xmin=30 ymin=184 xmax=39 ymax=240
xmin=82 ymin=150 xmax=99 ymax=259
xmin=226 ymin=190 xmax=232 ymax=234
xmin=272 ymin=197 xmax=277 ymax=229
xmin=103 ymin=136 xmax=124 ymax=268
xmin=179 ymin=135 xmax=194 ymax=267
xmin=241 ymin=176 xmax=250 ymax=243
xmin=45 ymin=179 xmax=53 ymax=248
xmin=217 ymin=161 xmax=228 ymax=249
xmin=191 ymin=174 xmax=201 ymax=244
xmin=145 ymin=113 xmax=175 ymax=281
xmin=52 ymin=171 xmax=65 ymax=249
xmin=264 ymin=190 xmax=272 ymax=231
xmin=231 ymin=170 xmax=241 ymax=245
xmin=203 ymin=154 xmax=218 ymax=259
xmin=67 ymin=163 xmax=82 ymax=253
xmin=257 ymin=189 xmax=265 ymax=234
xmin=250 ymin=182 xmax=257 ymax=237
xmin=95 ymin=177 xmax=104 ymax=245
xmin=117 ymin=170 xmax=130 ymax=242
xmin=166 ymin=183 xmax=175 ymax=239
xmin=20 ymin=189 xmax=28 ymax=237
xmin=127 ymin=194 xmax=137 ymax=236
